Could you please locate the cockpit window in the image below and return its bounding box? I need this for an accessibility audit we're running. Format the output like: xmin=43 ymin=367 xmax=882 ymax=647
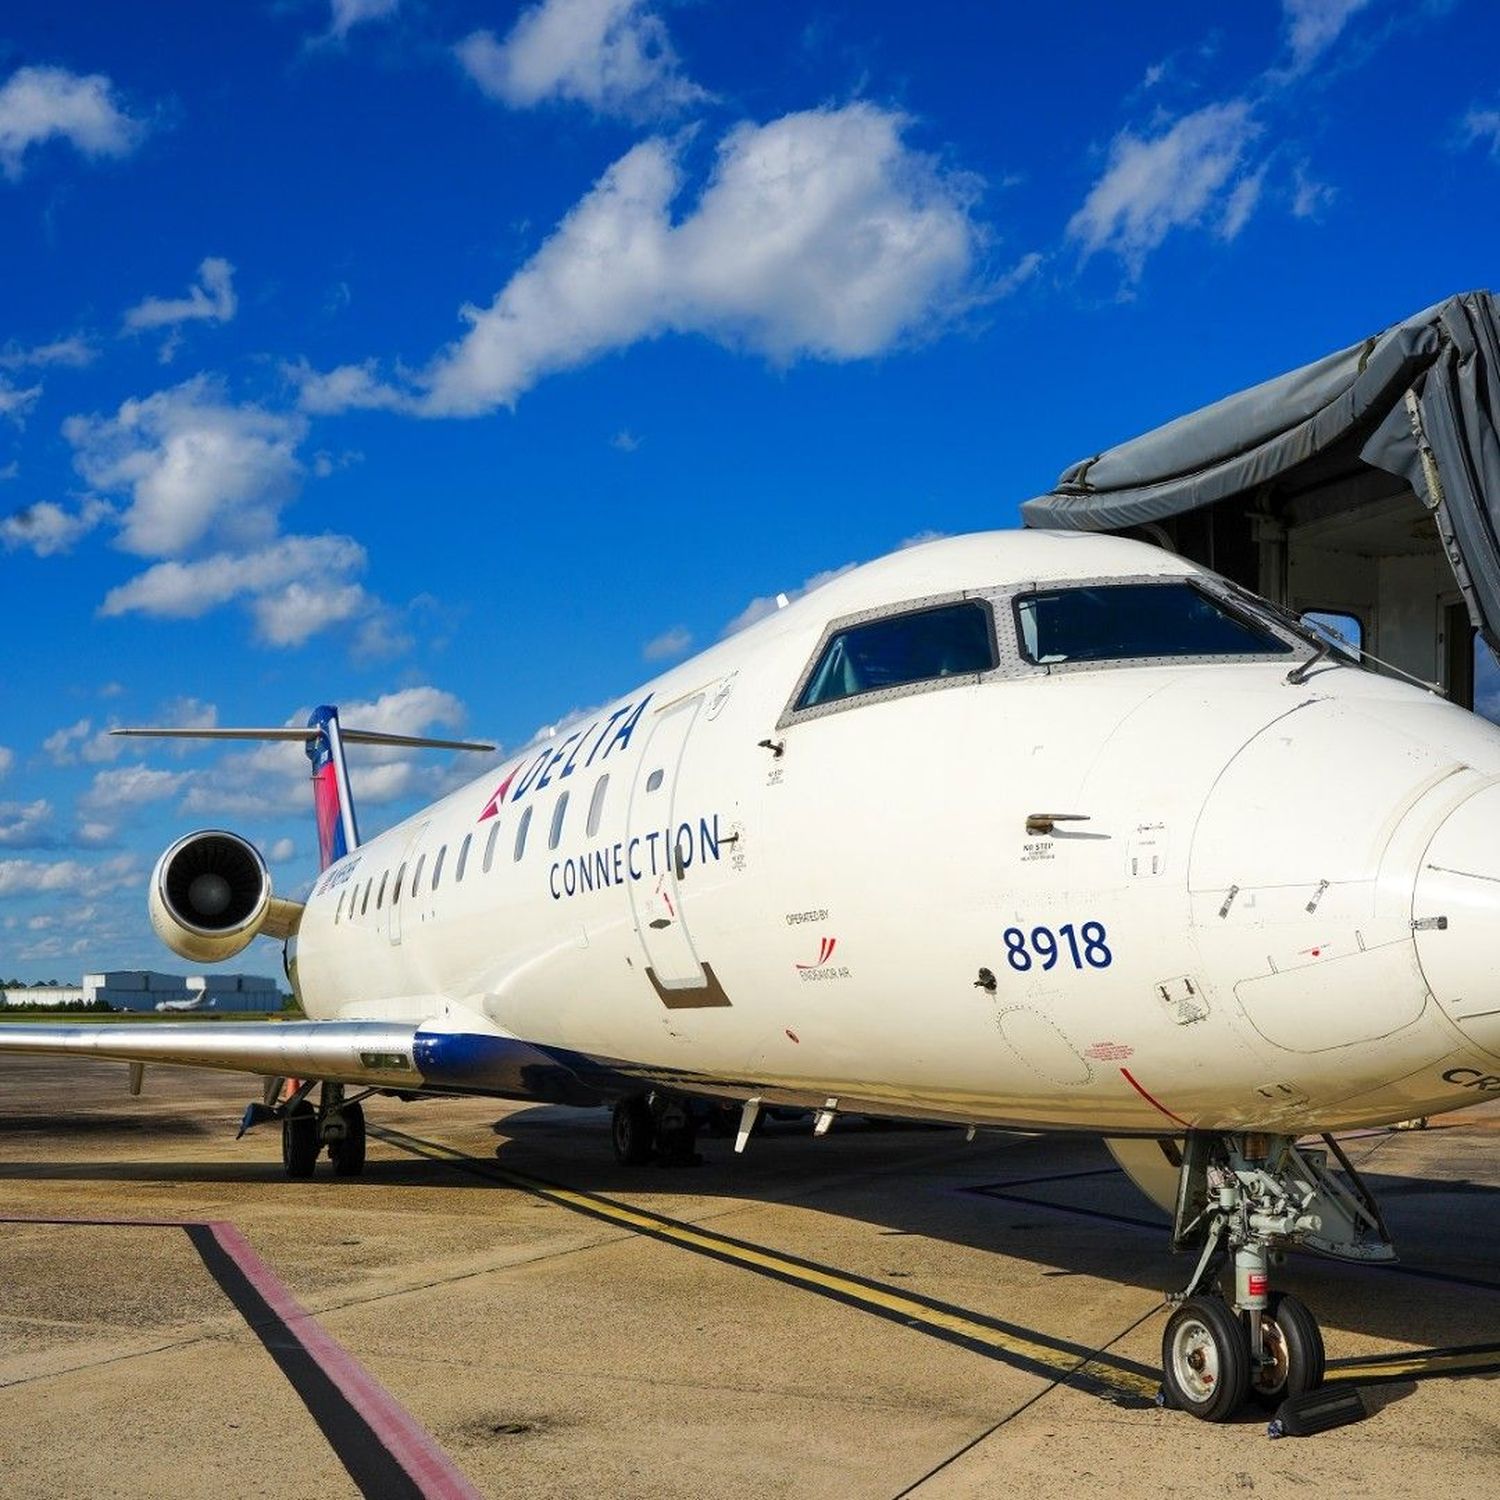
xmin=796 ymin=601 xmax=996 ymax=710
xmin=1014 ymin=583 xmax=1291 ymax=665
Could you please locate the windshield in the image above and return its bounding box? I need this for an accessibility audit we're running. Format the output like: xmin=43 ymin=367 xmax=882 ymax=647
xmin=797 ymin=601 xmax=996 ymax=709
xmin=1015 ymin=582 xmax=1292 ymax=665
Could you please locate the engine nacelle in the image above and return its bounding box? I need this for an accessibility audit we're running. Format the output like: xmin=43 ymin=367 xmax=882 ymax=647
xmin=149 ymin=830 xmax=272 ymax=964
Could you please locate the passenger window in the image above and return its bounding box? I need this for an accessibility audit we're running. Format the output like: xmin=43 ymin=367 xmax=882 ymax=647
xmin=483 ymin=821 xmax=501 ymax=873
xmin=587 ymin=774 xmax=610 ymax=836
xmin=1301 ymin=610 xmax=1362 ymax=658
xmin=646 ymin=768 xmax=664 ymax=792
xmin=375 ymin=870 xmax=388 ymax=909
xmin=798 ymin=601 xmax=995 ymax=709
xmin=335 ymin=890 xmax=346 ymax=924
xmin=393 ymin=862 xmax=405 ymax=904
xmin=514 ymin=805 xmax=533 ymax=861
xmin=549 ymin=791 xmax=569 ymax=850
xmin=360 ymin=880 xmax=371 ymax=917
xmin=1015 ymin=583 xmax=1290 ymax=665
xmin=456 ymin=833 xmax=472 ymax=882
xmin=411 ymin=853 xmax=426 ymax=896
xmin=432 ymin=845 xmax=447 ymax=890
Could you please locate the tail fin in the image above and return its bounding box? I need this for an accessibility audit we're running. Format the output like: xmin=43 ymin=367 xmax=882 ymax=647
xmin=112 ymin=711 xmax=496 ymax=874
xmin=306 ymin=705 xmax=355 ymax=872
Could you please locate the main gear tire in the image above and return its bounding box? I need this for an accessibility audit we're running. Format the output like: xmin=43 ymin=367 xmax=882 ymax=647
xmin=281 ymin=1100 xmax=319 ymax=1179
xmin=328 ymin=1101 xmax=367 ymax=1178
xmin=612 ymin=1096 xmax=655 ymax=1166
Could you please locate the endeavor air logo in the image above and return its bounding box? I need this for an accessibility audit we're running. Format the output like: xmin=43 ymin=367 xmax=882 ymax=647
xmin=797 ymin=936 xmax=850 ymax=983
xmin=797 ymin=937 xmax=838 ymax=969
xmin=478 ymin=694 xmax=653 ymax=821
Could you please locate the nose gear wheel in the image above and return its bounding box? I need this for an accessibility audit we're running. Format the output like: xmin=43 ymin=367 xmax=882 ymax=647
xmin=1162 ymin=1296 xmax=1249 ymax=1422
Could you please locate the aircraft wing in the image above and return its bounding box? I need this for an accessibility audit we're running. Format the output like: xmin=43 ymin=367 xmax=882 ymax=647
xmin=0 ymin=1019 xmax=611 ymax=1105
xmin=0 ymin=1020 xmax=425 ymax=1088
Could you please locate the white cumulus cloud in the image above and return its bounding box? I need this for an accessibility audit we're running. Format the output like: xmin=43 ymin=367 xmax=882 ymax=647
xmin=80 ymin=764 xmax=186 ymax=815
xmin=0 ymin=334 xmax=97 ymax=370
xmin=300 ymin=104 xmax=987 ymax=418
xmin=1 ymin=497 xmax=111 ymax=557
xmin=1067 ymin=101 xmax=1263 ymax=275
xmin=0 ymin=799 xmax=52 ymax=848
xmin=1281 ymin=0 xmax=1372 ymax=71
xmin=325 ymin=0 xmax=400 ymax=42
xmin=122 ymin=257 xmax=238 ymax=359
xmin=0 ymin=64 xmax=145 ymax=180
xmin=42 ymin=717 xmax=123 ymax=766
xmin=65 ymin=376 xmax=306 ymax=557
xmin=0 ymin=377 xmax=41 ymax=424
xmin=456 ymin=0 xmax=705 ymax=121
xmin=99 ymin=533 xmax=372 ymax=646
xmin=0 ymin=854 xmax=138 ymax=898
xmin=643 ymin=625 xmax=692 ymax=661
xmin=1461 ymin=104 xmax=1500 ymax=160
xmin=723 ymin=561 xmax=858 ymax=637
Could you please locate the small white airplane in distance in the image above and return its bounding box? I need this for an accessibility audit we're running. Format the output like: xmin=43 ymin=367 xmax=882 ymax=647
xmin=154 ymin=995 xmax=213 ymax=1013
xmin=5 ymin=529 xmax=1500 ymax=1422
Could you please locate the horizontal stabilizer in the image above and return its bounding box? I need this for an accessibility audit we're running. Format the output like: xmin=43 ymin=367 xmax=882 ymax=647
xmin=112 ymin=727 xmax=495 ymax=752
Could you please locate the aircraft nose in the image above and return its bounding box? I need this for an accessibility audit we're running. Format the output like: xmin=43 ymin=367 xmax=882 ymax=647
xmin=1412 ymin=781 xmax=1500 ymax=1060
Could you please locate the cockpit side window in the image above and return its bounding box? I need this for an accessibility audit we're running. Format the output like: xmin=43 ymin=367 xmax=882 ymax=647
xmin=795 ymin=601 xmax=996 ymax=711
xmin=1014 ymin=582 xmax=1292 ymax=665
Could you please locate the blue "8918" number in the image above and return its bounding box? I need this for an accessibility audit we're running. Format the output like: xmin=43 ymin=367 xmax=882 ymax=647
xmin=1002 ymin=922 xmax=1112 ymax=972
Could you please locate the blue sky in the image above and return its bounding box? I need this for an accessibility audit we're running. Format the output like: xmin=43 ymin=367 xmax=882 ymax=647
xmin=2 ymin=0 xmax=1498 ymax=977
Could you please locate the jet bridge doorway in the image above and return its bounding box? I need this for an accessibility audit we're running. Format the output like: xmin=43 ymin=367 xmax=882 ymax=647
xmin=1021 ymin=292 xmax=1500 ymax=710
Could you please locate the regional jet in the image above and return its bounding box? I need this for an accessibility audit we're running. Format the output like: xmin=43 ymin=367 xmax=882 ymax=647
xmin=6 ymin=529 xmax=1500 ymax=1423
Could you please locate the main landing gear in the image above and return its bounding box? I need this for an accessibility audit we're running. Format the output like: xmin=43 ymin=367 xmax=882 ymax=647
xmin=243 ymin=1080 xmax=368 ymax=1179
xmin=611 ymin=1092 xmax=701 ymax=1166
xmin=1160 ymin=1131 xmax=1389 ymax=1422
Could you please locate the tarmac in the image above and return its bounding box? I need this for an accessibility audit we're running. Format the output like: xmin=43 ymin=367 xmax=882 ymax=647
xmin=1 ymin=1053 xmax=1497 ymax=1499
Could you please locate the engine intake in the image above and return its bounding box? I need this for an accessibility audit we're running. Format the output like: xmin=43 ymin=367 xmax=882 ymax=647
xmin=150 ymin=830 xmax=272 ymax=963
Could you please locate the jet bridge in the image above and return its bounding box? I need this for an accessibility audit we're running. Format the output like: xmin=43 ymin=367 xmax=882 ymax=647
xmin=1021 ymin=291 xmax=1500 ymax=708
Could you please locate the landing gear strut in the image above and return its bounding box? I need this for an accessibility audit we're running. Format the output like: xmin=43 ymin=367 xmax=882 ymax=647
xmin=1160 ymin=1131 xmax=1389 ymax=1421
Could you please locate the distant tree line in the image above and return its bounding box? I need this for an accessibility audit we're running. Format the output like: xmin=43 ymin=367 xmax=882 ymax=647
xmin=0 ymin=997 xmax=114 ymax=1013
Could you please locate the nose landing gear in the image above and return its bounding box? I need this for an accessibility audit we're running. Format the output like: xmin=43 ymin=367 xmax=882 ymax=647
xmin=1160 ymin=1131 xmax=1389 ymax=1422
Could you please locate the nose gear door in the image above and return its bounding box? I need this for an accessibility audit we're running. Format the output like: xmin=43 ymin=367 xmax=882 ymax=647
xmin=1413 ymin=782 xmax=1500 ymax=1059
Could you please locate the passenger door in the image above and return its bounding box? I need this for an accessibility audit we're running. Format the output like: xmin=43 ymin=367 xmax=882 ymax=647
xmin=627 ymin=695 xmax=706 ymax=989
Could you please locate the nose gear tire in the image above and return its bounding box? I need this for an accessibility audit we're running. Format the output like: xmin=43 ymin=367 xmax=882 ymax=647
xmin=1162 ymin=1296 xmax=1251 ymax=1422
xmin=1249 ymin=1291 xmax=1325 ymax=1407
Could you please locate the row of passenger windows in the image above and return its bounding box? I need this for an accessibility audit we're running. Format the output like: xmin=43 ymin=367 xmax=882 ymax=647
xmin=333 ymin=769 xmax=615 ymax=923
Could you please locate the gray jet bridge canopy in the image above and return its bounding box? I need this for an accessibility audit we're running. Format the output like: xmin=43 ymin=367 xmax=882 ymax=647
xmin=1021 ymin=291 xmax=1500 ymax=703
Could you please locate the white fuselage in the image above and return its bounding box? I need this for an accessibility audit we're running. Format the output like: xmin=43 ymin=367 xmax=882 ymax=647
xmin=292 ymin=532 xmax=1500 ymax=1134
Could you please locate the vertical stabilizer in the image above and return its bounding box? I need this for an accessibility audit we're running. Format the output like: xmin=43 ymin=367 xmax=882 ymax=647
xmin=306 ymin=705 xmax=360 ymax=872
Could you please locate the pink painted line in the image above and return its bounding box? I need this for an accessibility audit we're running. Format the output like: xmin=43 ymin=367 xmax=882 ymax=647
xmin=1 ymin=1212 xmax=481 ymax=1500
xmin=209 ymin=1221 xmax=482 ymax=1499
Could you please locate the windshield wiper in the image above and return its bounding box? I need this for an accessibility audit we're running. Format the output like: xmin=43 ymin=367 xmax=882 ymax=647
xmin=1285 ymin=639 xmax=1334 ymax=685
